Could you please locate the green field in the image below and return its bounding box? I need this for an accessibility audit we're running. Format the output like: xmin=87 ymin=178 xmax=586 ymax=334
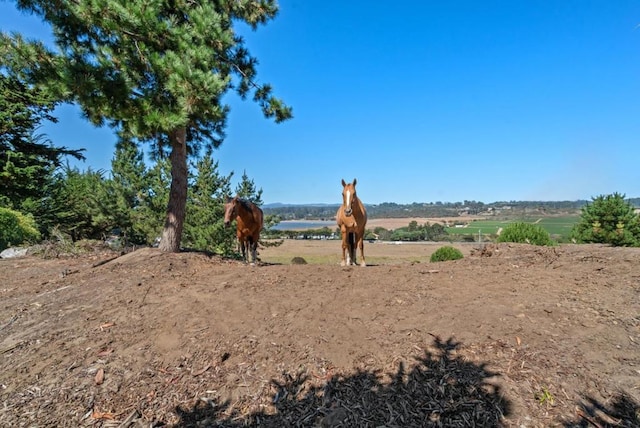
xmin=446 ymin=220 xmax=509 ymax=236
xmin=536 ymin=216 xmax=580 ymax=236
xmin=445 ymin=216 xmax=579 ymax=240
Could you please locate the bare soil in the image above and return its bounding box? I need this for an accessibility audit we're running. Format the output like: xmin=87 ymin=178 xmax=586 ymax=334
xmin=1 ymin=240 xmax=639 ymax=427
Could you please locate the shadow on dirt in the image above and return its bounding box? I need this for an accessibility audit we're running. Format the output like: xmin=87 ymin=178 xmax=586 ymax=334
xmin=563 ymin=392 xmax=640 ymax=427
xmin=174 ymin=336 xmax=511 ymax=427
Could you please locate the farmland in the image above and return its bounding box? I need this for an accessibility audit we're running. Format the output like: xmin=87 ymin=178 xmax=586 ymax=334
xmin=276 ymin=215 xmax=581 ymax=242
xmin=444 ymin=216 xmax=580 ymax=241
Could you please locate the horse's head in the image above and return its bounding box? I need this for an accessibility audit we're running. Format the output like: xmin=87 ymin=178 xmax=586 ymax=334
xmin=341 ymin=178 xmax=358 ymax=217
xmin=223 ymin=196 xmax=238 ymax=227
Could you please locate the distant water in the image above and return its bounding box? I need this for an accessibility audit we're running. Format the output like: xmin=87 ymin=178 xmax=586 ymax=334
xmin=271 ymin=220 xmax=336 ymax=231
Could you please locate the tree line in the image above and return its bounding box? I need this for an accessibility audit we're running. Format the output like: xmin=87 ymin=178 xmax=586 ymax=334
xmin=1 ymin=138 xmax=268 ymax=256
xmin=264 ymin=199 xmax=640 ymax=220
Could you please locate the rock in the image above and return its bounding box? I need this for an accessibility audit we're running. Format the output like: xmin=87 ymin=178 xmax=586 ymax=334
xmin=0 ymin=247 xmax=28 ymax=259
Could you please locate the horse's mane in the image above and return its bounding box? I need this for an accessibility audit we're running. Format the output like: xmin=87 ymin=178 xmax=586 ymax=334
xmin=237 ymin=198 xmax=255 ymax=211
xmin=236 ymin=198 xmax=264 ymax=219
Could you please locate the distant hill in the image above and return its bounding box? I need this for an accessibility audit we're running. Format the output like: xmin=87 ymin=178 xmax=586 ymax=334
xmin=264 ymin=198 xmax=640 ymax=220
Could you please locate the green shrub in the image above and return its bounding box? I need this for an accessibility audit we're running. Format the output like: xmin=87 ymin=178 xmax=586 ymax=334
xmin=0 ymin=207 xmax=41 ymax=251
xmin=571 ymin=193 xmax=640 ymax=247
xmin=430 ymin=246 xmax=464 ymax=262
xmin=497 ymin=222 xmax=554 ymax=246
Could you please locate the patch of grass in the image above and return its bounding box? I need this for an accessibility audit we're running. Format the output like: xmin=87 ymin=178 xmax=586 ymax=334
xmin=446 ymin=220 xmax=509 ymax=235
xmin=537 ymin=387 xmax=555 ymax=406
xmin=430 ymin=246 xmax=464 ymax=262
xmin=536 ymin=216 xmax=579 ymax=236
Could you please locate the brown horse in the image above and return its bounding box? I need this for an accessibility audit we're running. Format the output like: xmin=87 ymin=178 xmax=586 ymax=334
xmin=336 ymin=178 xmax=367 ymax=266
xmin=224 ymin=196 xmax=264 ymax=264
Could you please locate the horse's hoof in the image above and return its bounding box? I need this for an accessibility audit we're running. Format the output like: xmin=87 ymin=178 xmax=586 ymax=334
xmin=360 ymin=262 xmax=366 ymax=267
xmin=340 ymin=261 xmax=346 ymax=266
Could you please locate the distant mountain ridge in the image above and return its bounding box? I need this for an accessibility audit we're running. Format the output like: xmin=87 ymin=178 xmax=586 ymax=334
xmin=263 ymin=198 xmax=640 ymax=220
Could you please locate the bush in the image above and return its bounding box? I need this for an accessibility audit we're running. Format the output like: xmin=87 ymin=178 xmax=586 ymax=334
xmin=571 ymin=193 xmax=640 ymax=247
xmin=0 ymin=207 xmax=41 ymax=251
xmin=430 ymin=246 xmax=464 ymax=262
xmin=497 ymin=222 xmax=554 ymax=246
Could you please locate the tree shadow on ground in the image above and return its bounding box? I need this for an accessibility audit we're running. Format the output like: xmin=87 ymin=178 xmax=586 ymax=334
xmin=564 ymin=392 xmax=640 ymax=427
xmin=174 ymin=336 xmax=511 ymax=427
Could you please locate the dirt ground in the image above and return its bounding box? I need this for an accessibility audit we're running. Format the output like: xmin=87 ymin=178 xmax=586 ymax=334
xmin=1 ymin=240 xmax=639 ymax=427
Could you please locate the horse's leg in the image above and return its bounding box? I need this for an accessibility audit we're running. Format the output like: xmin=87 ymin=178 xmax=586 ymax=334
xmin=340 ymin=229 xmax=348 ymax=266
xmin=349 ymin=233 xmax=356 ymax=265
xmin=248 ymin=237 xmax=256 ymax=265
xmin=241 ymin=238 xmax=247 ymax=263
xmin=252 ymin=232 xmax=260 ymax=264
xmin=252 ymin=240 xmax=258 ymax=265
xmin=358 ymin=233 xmax=366 ymax=267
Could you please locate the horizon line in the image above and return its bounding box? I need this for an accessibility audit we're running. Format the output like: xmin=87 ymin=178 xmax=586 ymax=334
xmin=263 ymin=196 xmax=640 ymax=207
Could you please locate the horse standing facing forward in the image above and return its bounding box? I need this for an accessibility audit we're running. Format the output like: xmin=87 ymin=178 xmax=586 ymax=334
xmin=224 ymin=196 xmax=264 ymax=264
xmin=336 ymin=178 xmax=367 ymax=267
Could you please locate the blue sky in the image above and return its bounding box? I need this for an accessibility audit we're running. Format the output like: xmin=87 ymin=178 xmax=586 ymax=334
xmin=2 ymin=1 xmax=640 ymax=205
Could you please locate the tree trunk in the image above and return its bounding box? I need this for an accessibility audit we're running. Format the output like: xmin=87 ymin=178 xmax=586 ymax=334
xmin=158 ymin=127 xmax=188 ymax=252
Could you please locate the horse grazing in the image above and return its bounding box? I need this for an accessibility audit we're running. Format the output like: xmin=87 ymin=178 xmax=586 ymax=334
xmin=224 ymin=196 xmax=264 ymax=264
xmin=336 ymin=178 xmax=367 ymax=266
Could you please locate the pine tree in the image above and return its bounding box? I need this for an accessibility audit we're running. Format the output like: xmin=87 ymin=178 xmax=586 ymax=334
xmin=183 ymin=151 xmax=235 ymax=254
xmin=106 ymin=139 xmax=150 ymax=244
xmin=235 ymin=170 xmax=264 ymax=205
xmin=0 ymin=74 xmax=84 ymax=209
xmin=233 ymin=170 xmax=282 ymax=237
xmin=571 ymin=193 xmax=640 ymax=246
xmin=1 ymin=0 xmax=292 ymax=252
xmin=45 ymin=166 xmax=111 ymax=241
xmin=136 ymin=157 xmax=172 ymax=245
